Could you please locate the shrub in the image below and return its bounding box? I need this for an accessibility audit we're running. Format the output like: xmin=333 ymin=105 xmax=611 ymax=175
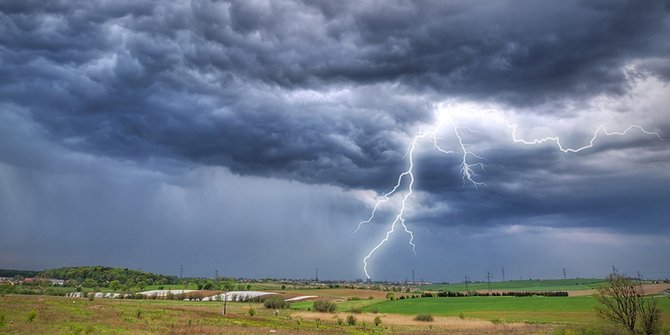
xmin=0 ymin=314 xmax=5 ymax=328
xmin=27 ymin=310 xmax=37 ymax=322
xmin=313 ymin=300 xmax=336 ymax=313
xmin=263 ymin=296 xmax=289 ymax=309
xmin=415 ymin=314 xmax=433 ymax=322
xmin=349 ymin=306 xmax=363 ymax=314
xmin=346 ymin=315 xmax=357 ymax=326
xmin=386 ymin=292 xmax=395 ymax=300
xmin=374 ymin=316 xmax=382 ymax=326
xmin=248 ymin=308 xmax=256 ymax=317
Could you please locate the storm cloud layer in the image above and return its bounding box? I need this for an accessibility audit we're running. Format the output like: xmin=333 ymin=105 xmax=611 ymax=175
xmin=1 ymin=0 xmax=669 ymax=280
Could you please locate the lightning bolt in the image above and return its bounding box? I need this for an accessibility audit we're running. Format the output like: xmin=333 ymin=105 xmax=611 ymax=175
xmin=358 ymin=123 xmax=487 ymax=279
xmin=357 ymin=115 xmax=664 ymax=280
xmin=508 ymin=123 xmax=664 ymax=152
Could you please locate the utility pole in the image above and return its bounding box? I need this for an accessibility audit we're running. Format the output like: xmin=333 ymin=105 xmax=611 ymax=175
xmin=215 ymin=269 xmax=219 ymax=280
xmin=222 ymin=292 xmax=227 ymax=315
xmin=464 ymin=275 xmax=469 ymax=292
xmin=501 ymin=267 xmax=505 ymax=282
xmin=412 ymin=269 xmax=415 ymax=284
xmin=179 ymin=265 xmax=184 ymax=280
xmin=315 ymin=268 xmax=319 ymax=282
xmin=563 ymin=268 xmax=566 ymax=280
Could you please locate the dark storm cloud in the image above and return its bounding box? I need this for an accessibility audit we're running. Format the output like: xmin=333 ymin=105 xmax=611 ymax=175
xmin=1 ymin=0 xmax=670 ymax=191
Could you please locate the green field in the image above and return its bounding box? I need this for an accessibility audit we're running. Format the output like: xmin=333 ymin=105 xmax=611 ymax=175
xmin=422 ymin=278 xmax=608 ymax=292
xmin=0 ymin=295 xmax=378 ymax=335
xmin=362 ymin=295 xmax=670 ymax=324
xmin=291 ymin=299 xmax=381 ymax=313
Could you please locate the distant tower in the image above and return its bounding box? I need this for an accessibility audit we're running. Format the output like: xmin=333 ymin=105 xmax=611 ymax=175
xmin=179 ymin=265 xmax=184 ymax=279
xmin=563 ymin=268 xmax=566 ymax=280
xmin=215 ymin=269 xmax=219 ymax=280
xmin=501 ymin=267 xmax=505 ymax=282
xmin=465 ymin=275 xmax=469 ymax=292
xmin=412 ymin=269 xmax=415 ymax=283
xmin=612 ymin=265 xmax=618 ymax=275
xmin=315 ymin=268 xmax=319 ymax=282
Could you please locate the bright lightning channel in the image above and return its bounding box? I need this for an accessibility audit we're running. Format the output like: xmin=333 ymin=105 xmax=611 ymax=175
xmin=358 ymin=124 xmax=484 ymax=280
xmin=357 ymin=119 xmax=663 ymax=280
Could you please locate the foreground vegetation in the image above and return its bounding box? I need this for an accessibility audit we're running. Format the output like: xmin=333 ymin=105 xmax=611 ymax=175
xmin=0 ymin=294 xmax=554 ymax=335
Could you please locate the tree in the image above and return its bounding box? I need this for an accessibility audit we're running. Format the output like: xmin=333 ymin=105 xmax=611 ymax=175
xmin=109 ymin=280 xmax=121 ymax=291
xmin=595 ymin=274 xmax=662 ymax=335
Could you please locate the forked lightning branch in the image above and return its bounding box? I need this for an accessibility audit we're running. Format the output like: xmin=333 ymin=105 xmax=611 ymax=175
xmin=355 ymin=112 xmax=664 ymax=280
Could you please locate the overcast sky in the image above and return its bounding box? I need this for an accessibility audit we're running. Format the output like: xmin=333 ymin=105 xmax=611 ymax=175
xmin=1 ymin=0 xmax=669 ymax=282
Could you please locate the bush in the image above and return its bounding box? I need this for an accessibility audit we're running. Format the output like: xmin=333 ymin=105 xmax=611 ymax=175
xmin=263 ymin=296 xmax=289 ymax=309
xmin=313 ymin=300 xmax=336 ymax=313
xmin=349 ymin=306 xmax=363 ymax=314
xmin=346 ymin=315 xmax=357 ymax=326
xmin=374 ymin=316 xmax=382 ymax=326
xmin=27 ymin=310 xmax=37 ymax=322
xmin=415 ymin=314 xmax=433 ymax=322
xmin=248 ymin=308 xmax=256 ymax=317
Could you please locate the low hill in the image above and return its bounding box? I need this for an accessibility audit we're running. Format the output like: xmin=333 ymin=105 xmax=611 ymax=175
xmin=39 ymin=266 xmax=178 ymax=288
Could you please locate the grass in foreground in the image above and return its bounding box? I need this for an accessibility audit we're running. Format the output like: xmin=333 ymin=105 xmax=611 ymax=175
xmin=0 ymin=294 xmax=553 ymax=335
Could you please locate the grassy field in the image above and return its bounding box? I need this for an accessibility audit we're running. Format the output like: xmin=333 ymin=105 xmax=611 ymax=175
xmin=362 ymin=295 xmax=670 ymax=324
xmin=0 ymin=294 xmax=381 ymax=335
xmin=422 ymin=278 xmax=608 ymax=292
xmin=0 ymin=294 xmax=560 ymax=335
xmin=2 ymin=290 xmax=669 ymax=334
